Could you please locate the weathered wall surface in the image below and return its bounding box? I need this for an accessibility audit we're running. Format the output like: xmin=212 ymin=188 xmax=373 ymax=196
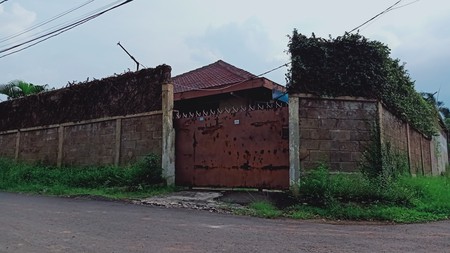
xmin=0 ymin=65 xmax=170 ymax=167
xmin=120 ymin=114 xmax=163 ymax=165
xmin=63 ymin=121 xmax=117 ymax=166
xmin=381 ymin=107 xmax=408 ymax=153
xmin=297 ymin=96 xmax=446 ymax=175
xmin=0 ymin=133 xmax=16 ymax=159
xmin=409 ymin=129 xmax=424 ymax=174
xmin=381 ymin=104 xmax=438 ymax=175
xmin=431 ymin=130 xmax=449 ymax=175
xmin=19 ymin=128 xmax=59 ymax=165
xmin=298 ymin=96 xmax=377 ymax=172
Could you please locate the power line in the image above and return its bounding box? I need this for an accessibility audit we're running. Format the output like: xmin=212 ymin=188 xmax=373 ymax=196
xmin=256 ymin=62 xmax=290 ymax=77
xmin=0 ymin=0 xmax=134 ymax=58
xmin=0 ymin=0 xmax=95 ymax=44
xmin=0 ymin=0 xmax=122 ymax=48
xmin=0 ymin=0 xmax=9 ymax=5
xmin=348 ymin=0 xmax=403 ymax=33
xmin=389 ymin=0 xmax=420 ymax=11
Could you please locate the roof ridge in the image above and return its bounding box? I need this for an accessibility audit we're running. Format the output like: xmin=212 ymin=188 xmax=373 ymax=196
xmin=172 ymin=60 xmax=260 ymax=93
xmin=216 ymin=60 xmax=257 ymax=79
xmin=172 ymin=61 xmax=220 ymax=80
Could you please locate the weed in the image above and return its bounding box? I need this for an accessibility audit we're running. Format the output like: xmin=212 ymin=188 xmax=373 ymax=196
xmin=0 ymin=155 xmax=172 ymax=199
xmin=248 ymin=201 xmax=282 ymax=218
xmin=285 ymin=164 xmax=450 ymax=223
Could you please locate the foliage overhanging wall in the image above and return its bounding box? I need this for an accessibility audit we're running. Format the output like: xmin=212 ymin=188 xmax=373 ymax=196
xmin=286 ymin=30 xmax=438 ymax=137
xmin=0 ymin=65 xmax=172 ymax=167
xmin=0 ymin=65 xmax=171 ymax=132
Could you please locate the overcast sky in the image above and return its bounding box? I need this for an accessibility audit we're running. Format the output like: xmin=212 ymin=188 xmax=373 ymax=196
xmin=1 ymin=0 xmax=449 ymax=104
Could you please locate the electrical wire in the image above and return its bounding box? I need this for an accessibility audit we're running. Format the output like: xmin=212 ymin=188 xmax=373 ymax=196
xmin=0 ymin=0 xmax=95 ymax=44
xmin=348 ymin=0 xmax=403 ymax=33
xmin=175 ymin=1 xmax=419 ymax=93
xmin=0 ymin=0 xmax=122 ymax=48
xmin=0 ymin=0 xmax=133 ymax=58
xmin=388 ymin=0 xmax=420 ymax=11
xmin=0 ymin=0 xmax=9 ymax=5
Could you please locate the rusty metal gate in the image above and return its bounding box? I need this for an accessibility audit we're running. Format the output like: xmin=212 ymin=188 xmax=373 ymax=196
xmin=175 ymin=104 xmax=289 ymax=189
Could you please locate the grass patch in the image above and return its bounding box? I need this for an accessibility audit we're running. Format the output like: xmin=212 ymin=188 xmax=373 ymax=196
xmin=247 ymin=201 xmax=282 ymax=218
xmin=0 ymin=155 xmax=174 ymax=200
xmin=284 ymin=165 xmax=450 ymax=223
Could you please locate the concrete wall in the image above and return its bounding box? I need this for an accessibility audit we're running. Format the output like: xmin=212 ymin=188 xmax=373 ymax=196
xmin=298 ymin=95 xmax=377 ymax=172
xmin=19 ymin=128 xmax=59 ymax=165
xmin=120 ymin=114 xmax=163 ymax=165
xmin=0 ymin=133 xmax=16 ymax=158
xmin=431 ymin=130 xmax=449 ymax=175
xmin=381 ymin=106 xmax=408 ymax=153
xmin=380 ymin=104 xmax=442 ymax=175
xmin=0 ymin=65 xmax=173 ymax=171
xmin=295 ymin=95 xmax=448 ymax=176
xmin=0 ymin=112 xmax=163 ymax=167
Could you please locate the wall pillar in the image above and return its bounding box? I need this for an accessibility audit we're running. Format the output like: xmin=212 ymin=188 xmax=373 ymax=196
xmin=57 ymin=126 xmax=64 ymax=167
xmin=162 ymin=82 xmax=175 ymax=185
xmin=406 ymin=124 xmax=412 ymax=174
xmin=14 ymin=131 xmax=20 ymax=162
xmin=288 ymin=94 xmax=300 ymax=187
xmin=114 ymin=118 xmax=122 ymax=166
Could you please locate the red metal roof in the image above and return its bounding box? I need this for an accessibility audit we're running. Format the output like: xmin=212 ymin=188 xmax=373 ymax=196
xmin=172 ymin=60 xmax=258 ymax=93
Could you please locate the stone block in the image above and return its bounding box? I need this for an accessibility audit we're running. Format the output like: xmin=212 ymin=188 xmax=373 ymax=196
xmin=330 ymin=130 xmax=351 ymax=141
xmin=319 ymin=119 xmax=338 ymax=129
xmin=309 ymin=151 xmax=330 ymax=162
xmin=301 ymin=140 xmax=320 ymax=150
xmin=300 ymin=118 xmax=319 ymax=129
xmin=330 ymin=152 xmax=352 ymax=162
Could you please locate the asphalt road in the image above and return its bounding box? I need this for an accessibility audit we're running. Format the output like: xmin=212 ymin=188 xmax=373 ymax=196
xmin=1 ymin=192 xmax=449 ymax=253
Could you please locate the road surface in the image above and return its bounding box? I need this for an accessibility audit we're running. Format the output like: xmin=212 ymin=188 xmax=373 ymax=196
xmin=0 ymin=192 xmax=449 ymax=253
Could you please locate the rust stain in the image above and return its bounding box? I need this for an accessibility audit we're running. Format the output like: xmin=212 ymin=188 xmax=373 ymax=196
xmin=251 ymin=120 xmax=278 ymax=127
xmin=198 ymin=125 xmax=223 ymax=135
xmin=175 ymin=107 xmax=289 ymax=189
xmin=194 ymin=165 xmax=215 ymax=170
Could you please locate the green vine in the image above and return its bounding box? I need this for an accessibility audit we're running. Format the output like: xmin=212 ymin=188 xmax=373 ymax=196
xmin=287 ymin=30 xmax=438 ymax=136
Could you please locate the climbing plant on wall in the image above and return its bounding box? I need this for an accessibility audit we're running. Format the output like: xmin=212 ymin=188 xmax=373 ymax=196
xmin=286 ymin=29 xmax=437 ymax=137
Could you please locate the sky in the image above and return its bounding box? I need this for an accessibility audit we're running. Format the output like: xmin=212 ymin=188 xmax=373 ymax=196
xmin=0 ymin=0 xmax=449 ymax=105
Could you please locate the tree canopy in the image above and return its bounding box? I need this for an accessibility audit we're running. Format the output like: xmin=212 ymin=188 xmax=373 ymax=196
xmin=0 ymin=80 xmax=48 ymax=100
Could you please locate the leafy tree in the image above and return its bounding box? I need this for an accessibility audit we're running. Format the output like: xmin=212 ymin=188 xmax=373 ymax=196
xmin=421 ymin=92 xmax=450 ymax=118
xmin=0 ymin=80 xmax=48 ymax=100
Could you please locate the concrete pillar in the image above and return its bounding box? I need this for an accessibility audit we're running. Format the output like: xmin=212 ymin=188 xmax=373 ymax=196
xmin=288 ymin=94 xmax=300 ymax=188
xmin=57 ymin=126 xmax=64 ymax=167
xmin=162 ymin=82 xmax=175 ymax=185
xmin=114 ymin=118 xmax=122 ymax=166
xmin=14 ymin=131 xmax=20 ymax=162
xmin=406 ymin=123 xmax=412 ymax=174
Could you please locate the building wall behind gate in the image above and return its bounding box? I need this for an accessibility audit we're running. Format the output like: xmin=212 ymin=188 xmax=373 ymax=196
xmin=175 ymin=106 xmax=289 ymax=189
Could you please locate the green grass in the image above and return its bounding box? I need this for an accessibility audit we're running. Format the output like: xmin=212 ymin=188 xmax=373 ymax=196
xmin=244 ymin=166 xmax=450 ymax=223
xmin=2 ymin=157 xmax=449 ymax=223
xmin=0 ymin=156 xmax=174 ymax=200
xmin=287 ymin=168 xmax=450 ymax=223
xmin=246 ymin=201 xmax=282 ymax=218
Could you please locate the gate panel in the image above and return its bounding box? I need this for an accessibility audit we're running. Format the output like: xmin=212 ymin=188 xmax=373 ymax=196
xmin=175 ymin=106 xmax=289 ymax=189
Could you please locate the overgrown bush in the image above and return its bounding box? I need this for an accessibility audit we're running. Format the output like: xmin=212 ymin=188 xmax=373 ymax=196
xmin=359 ymin=121 xmax=409 ymax=182
xmin=287 ymin=30 xmax=438 ymax=136
xmin=128 ymin=154 xmax=164 ymax=187
xmin=296 ymin=164 xmax=417 ymax=208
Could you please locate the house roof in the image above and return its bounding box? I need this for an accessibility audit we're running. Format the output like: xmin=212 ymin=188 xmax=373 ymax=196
xmin=172 ymin=60 xmax=258 ymax=93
